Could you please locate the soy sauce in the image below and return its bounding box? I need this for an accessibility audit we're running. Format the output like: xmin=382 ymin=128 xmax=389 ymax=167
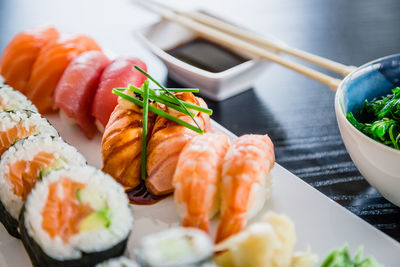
xmin=167 ymin=38 xmax=248 ymax=73
xmin=126 ymin=182 xmax=169 ymax=205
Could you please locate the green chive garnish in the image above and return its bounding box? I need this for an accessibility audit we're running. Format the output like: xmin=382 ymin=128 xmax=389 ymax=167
xmin=141 ymin=81 xmax=150 ymax=180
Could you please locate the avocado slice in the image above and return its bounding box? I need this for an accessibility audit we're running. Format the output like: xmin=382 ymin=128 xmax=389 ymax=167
xmin=79 ymin=209 xmax=111 ymax=232
xmin=76 ymin=188 xmax=107 ymax=210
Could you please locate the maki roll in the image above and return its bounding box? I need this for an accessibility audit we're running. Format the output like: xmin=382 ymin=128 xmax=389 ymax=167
xmin=20 ymin=166 xmax=133 ymax=267
xmin=137 ymin=227 xmax=213 ymax=267
xmin=0 ymin=84 xmax=37 ymax=112
xmin=0 ymin=134 xmax=86 ymax=237
xmin=0 ymin=110 xmax=58 ymax=156
xmin=96 ymin=257 xmax=139 ymax=267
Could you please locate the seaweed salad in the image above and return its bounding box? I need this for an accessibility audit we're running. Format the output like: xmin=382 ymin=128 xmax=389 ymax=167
xmin=347 ymin=87 xmax=400 ymax=150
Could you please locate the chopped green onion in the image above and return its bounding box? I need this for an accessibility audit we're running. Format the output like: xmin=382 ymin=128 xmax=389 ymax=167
xmin=134 ymin=66 xmax=203 ymax=131
xmin=153 ymin=88 xmax=199 ymax=93
xmin=141 ymin=81 xmax=150 ymax=180
xmin=113 ymin=89 xmax=203 ymax=134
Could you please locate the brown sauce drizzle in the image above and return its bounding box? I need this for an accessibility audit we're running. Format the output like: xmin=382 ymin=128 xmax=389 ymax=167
xmin=126 ymin=182 xmax=170 ymax=205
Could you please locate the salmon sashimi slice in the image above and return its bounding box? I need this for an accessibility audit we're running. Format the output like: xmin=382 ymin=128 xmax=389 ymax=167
xmin=0 ymin=125 xmax=35 ymax=156
xmin=92 ymin=57 xmax=147 ymax=129
xmin=102 ymin=101 xmax=155 ymax=190
xmin=173 ymin=133 xmax=230 ymax=232
xmin=26 ymin=34 xmax=102 ymax=113
xmin=0 ymin=25 xmax=59 ymax=92
xmin=7 ymin=151 xmax=55 ymax=200
xmin=215 ymin=134 xmax=275 ymax=243
xmin=41 ymin=178 xmax=93 ymax=243
xmin=54 ymin=51 xmax=110 ymax=139
xmin=146 ymin=93 xmax=211 ymax=196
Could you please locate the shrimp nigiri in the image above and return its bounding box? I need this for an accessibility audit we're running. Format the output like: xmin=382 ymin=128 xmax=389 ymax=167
xmin=173 ymin=133 xmax=230 ymax=232
xmin=0 ymin=25 xmax=59 ymax=92
xmin=26 ymin=34 xmax=101 ymax=113
xmin=146 ymin=93 xmax=211 ymax=196
xmin=215 ymin=134 xmax=275 ymax=243
xmin=102 ymin=94 xmax=155 ymax=190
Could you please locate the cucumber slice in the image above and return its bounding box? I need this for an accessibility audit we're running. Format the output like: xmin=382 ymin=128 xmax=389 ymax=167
xmin=76 ymin=188 xmax=107 ymax=210
xmin=79 ymin=209 xmax=111 ymax=232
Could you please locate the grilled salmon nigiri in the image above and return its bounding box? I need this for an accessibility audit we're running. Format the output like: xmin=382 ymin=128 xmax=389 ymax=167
xmin=101 ymin=92 xmax=155 ymax=190
xmin=146 ymin=92 xmax=211 ymax=196
xmin=173 ymin=133 xmax=230 ymax=232
xmin=215 ymin=134 xmax=275 ymax=243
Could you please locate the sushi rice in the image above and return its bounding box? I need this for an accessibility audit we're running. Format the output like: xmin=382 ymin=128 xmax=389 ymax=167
xmin=96 ymin=257 xmax=139 ymax=267
xmin=0 ymin=134 xmax=86 ymax=220
xmin=0 ymin=84 xmax=37 ymax=112
xmin=21 ymin=166 xmax=133 ymax=263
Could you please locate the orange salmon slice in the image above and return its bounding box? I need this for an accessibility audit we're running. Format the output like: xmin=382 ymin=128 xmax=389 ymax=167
xmin=0 ymin=125 xmax=35 ymax=156
xmin=42 ymin=178 xmax=93 ymax=243
xmin=7 ymin=151 xmax=55 ymax=200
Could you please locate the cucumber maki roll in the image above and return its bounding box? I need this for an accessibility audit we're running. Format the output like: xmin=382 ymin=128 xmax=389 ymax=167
xmin=0 ymin=134 xmax=86 ymax=237
xmin=137 ymin=227 xmax=214 ymax=267
xmin=0 ymin=84 xmax=37 ymax=112
xmin=19 ymin=166 xmax=133 ymax=267
xmin=0 ymin=110 xmax=58 ymax=157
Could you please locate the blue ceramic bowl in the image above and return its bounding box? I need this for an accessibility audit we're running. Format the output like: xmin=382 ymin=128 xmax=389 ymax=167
xmin=335 ymin=53 xmax=400 ymax=206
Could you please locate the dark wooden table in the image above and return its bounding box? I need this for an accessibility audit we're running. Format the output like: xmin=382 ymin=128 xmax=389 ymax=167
xmin=1 ymin=0 xmax=399 ymax=242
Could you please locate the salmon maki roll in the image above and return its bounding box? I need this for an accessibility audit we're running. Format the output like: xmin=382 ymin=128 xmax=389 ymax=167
xmin=0 ymin=84 xmax=37 ymax=112
xmin=146 ymin=93 xmax=211 ymax=196
xmin=0 ymin=25 xmax=59 ymax=92
xmin=173 ymin=133 xmax=230 ymax=233
xmin=92 ymin=56 xmax=147 ymax=130
xmin=215 ymin=134 xmax=275 ymax=243
xmin=26 ymin=34 xmax=102 ymax=113
xmin=102 ymin=95 xmax=155 ymax=190
xmin=0 ymin=110 xmax=58 ymax=157
xmin=54 ymin=51 xmax=110 ymax=139
xmin=19 ymin=166 xmax=133 ymax=267
xmin=0 ymin=135 xmax=86 ymax=238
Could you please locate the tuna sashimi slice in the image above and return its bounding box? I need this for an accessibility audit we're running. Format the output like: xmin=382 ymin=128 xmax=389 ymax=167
xmin=91 ymin=56 xmax=147 ymax=129
xmin=54 ymin=51 xmax=110 ymax=139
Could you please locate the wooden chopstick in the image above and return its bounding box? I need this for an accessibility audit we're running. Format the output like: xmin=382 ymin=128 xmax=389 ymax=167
xmin=136 ymin=0 xmax=343 ymax=91
xmin=181 ymin=11 xmax=358 ymax=77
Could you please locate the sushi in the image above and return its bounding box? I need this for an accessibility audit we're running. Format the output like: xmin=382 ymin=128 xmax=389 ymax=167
xmin=96 ymin=257 xmax=139 ymax=267
xmin=92 ymin=56 xmax=147 ymax=130
xmin=0 ymin=110 xmax=58 ymax=157
xmin=146 ymin=92 xmax=211 ymax=196
xmin=215 ymin=134 xmax=275 ymax=243
xmin=19 ymin=166 xmax=133 ymax=267
xmin=137 ymin=227 xmax=213 ymax=267
xmin=0 ymin=84 xmax=37 ymax=112
xmin=102 ymin=97 xmax=155 ymax=190
xmin=0 ymin=134 xmax=86 ymax=237
xmin=25 ymin=34 xmax=102 ymax=113
xmin=173 ymin=133 xmax=230 ymax=232
xmin=54 ymin=51 xmax=110 ymax=138
xmin=0 ymin=25 xmax=59 ymax=92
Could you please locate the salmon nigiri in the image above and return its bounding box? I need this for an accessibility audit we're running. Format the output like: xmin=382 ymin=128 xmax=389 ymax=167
xmin=26 ymin=34 xmax=101 ymax=113
xmin=146 ymin=93 xmax=211 ymax=196
xmin=215 ymin=134 xmax=275 ymax=243
xmin=173 ymin=133 xmax=230 ymax=232
xmin=54 ymin=51 xmax=110 ymax=138
xmin=102 ymin=94 xmax=155 ymax=190
xmin=92 ymin=57 xmax=147 ymax=130
xmin=0 ymin=25 xmax=59 ymax=92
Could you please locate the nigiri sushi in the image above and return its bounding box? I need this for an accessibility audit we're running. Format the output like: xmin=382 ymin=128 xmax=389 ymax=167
xmin=92 ymin=56 xmax=147 ymax=130
xmin=0 ymin=135 xmax=86 ymax=237
xmin=54 ymin=51 xmax=110 ymax=138
xmin=25 ymin=34 xmax=102 ymax=113
xmin=0 ymin=25 xmax=59 ymax=92
xmin=102 ymin=94 xmax=155 ymax=190
xmin=215 ymin=134 xmax=275 ymax=243
xmin=19 ymin=166 xmax=133 ymax=267
xmin=173 ymin=133 xmax=230 ymax=232
xmin=146 ymin=92 xmax=210 ymax=196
